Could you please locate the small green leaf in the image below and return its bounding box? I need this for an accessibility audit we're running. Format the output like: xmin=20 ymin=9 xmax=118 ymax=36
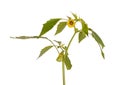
xmin=56 ymin=51 xmax=64 ymax=62
xmin=78 ymin=31 xmax=86 ymax=43
xmin=64 ymin=54 xmax=72 ymax=70
xmin=54 ymin=40 xmax=61 ymax=45
xmin=90 ymin=29 xmax=105 ymax=48
xmin=80 ymin=19 xmax=88 ymax=35
xmin=38 ymin=45 xmax=53 ymax=59
xmin=10 ymin=36 xmax=38 ymax=39
xmin=39 ymin=18 xmax=61 ymax=37
xmin=72 ymin=13 xmax=77 ymax=20
xmin=55 ymin=22 xmax=67 ymax=35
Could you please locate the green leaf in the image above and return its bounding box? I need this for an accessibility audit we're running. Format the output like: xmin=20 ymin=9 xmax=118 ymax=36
xmin=64 ymin=54 xmax=72 ymax=70
xmin=80 ymin=19 xmax=88 ymax=35
xmin=90 ymin=29 xmax=105 ymax=48
xmin=89 ymin=28 xmax=105 ymax=59
xmin=72 ymin=13 xmax=77 ymax=20
xmin=55 ymin=22 xmax=67 ymax=35
xmin=78 ymin=31 xmax=86 ymax=43
xmin=10 ymin=36 xmax=38 ymax=39
xmin=54 ymin=40 xmax=61 ymax=45
xmin=56 ymin=51 xmax=64 ymax=62
xmin=38 ymin=45 xmax=53 ymax=59
xmin=39 ymin=18 xmax=61 ymax=37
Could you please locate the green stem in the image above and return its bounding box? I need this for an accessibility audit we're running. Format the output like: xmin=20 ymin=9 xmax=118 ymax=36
xmin=62 ymin=61 xmax=65 ymax=85
xmin=40 ymin=37 xmax=59 ymax=53
xmin=67 ymin=32 xmax=76 ymax=51
xmin=62 ymin=31 xmax=77 ymax=85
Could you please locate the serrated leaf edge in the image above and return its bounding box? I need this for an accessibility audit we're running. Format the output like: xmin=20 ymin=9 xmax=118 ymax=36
xmin=38 ymin=45 xmax=53 ymax=59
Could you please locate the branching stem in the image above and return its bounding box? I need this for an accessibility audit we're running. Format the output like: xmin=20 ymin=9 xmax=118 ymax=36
xmin=40 ymin=37 xmax=60 ymax=54
xmin=62 ymin=31 xmax=77 ymax=85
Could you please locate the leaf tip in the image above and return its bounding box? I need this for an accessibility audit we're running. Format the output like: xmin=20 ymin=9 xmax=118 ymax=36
xmin=102 ymin=52 xmax=105 ymax=59
xmin=10 ymin=36 xmax=16 ymax=39
xmin=54 ymin=32 xmax=58 ymax=35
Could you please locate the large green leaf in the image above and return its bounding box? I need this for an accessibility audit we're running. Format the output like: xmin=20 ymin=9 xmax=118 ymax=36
xmin=90 ymin=29 xmax=105 ymax=48
xmin=78 ymin=31 xmax=86 ymax=43
xmin=55 ymin=22 xmax=67 ymax=35
xmin=39 ymin=18 xmax=61 ymax=37
xmin=64 ymin=54 xmax=72 ymax=70
xmin=80 ymin=19 xmax=88 ymax=35
xmin=38 ymin=45 xmax=53 ymax=59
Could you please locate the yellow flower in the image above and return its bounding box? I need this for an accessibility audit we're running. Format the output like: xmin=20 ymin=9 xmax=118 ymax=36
xmin=67 ymin=19 xmax=75 ymax=28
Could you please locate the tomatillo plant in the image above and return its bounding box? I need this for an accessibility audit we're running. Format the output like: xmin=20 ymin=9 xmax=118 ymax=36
xmin=11 ymin=13 xmax=105 ymax=85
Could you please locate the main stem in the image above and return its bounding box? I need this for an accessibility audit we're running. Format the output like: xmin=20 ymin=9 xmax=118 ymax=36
xmin=62 ymin=32 xmax=76 ymax=85
xmin=62 ymin=61 xmax=65 ymax=85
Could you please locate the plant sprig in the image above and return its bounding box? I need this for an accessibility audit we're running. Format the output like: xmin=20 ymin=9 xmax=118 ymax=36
xmin=11 ymin=13 xmax=105 ymax=85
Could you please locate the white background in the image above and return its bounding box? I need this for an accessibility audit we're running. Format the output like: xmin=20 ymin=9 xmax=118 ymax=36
xmin=0 ymin=0 xmax=120 ymax=85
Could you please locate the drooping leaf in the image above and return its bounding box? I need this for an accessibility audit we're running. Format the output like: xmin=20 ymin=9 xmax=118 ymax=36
xmin=64 ymin=53 xmax=72 ymax=70
xmin=72 ymin=13 xmax=77 ymax=20
xmin=80 ymin=18 xmax=88 ymax=35
xmin=56 ymin=51 xmax=64 ymax=62
xmin=78 ymin=31 xmax=86 ymax=43
xmin=89 ymin=28 xmax=105 ymax=59
xmin=38 ymin=45 xmax=53 ymax=59
xmin=10 ymin=36 xmax=38 ymax=39
xmin=55 ymin=22 xmax=67 ymax=35
xmin=39 ymin=18 xmax=61 ymax=37
xmin=90 ymin=29 xmax=105 ymax=48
